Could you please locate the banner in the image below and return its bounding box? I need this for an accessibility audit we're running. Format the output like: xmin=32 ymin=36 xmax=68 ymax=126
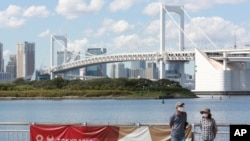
xmin=30 ymin=125 xmax=119 ymax=141
xmin=30 ymin=124 xmax=193 ymax=141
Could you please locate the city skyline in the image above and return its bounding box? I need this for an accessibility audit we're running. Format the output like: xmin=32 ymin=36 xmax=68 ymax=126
xmin=1 ymin=0 xmax=250 ymax=75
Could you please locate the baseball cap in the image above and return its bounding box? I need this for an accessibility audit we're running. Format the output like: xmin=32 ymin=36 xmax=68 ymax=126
xmin=175 ymin=101 xmax=184 ymax=107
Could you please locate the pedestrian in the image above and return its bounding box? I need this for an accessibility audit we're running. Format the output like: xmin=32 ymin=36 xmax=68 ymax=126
xmin=169 ymin=101 xmax=187 ymax=141
xmin=200 ymin=108 xmax=217 ymax=141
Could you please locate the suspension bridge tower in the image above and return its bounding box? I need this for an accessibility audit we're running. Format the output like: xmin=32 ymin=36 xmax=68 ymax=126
xmin=160 ymin=4 xmax=185 ymax=85
xmin=50 ymin=34 xmax=67 ymax=79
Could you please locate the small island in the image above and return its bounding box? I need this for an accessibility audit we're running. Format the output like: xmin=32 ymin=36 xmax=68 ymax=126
xmin=0 ymin=77 xmax=197 ymax=100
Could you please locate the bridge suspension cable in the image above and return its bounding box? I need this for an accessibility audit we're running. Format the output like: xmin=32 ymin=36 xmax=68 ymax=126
xmin=181 ymin=7 xmax=218 ymax=49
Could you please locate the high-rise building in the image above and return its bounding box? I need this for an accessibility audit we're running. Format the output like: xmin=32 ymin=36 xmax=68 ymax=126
xmin=129 ymin=61 xmax=146 ymax=78
xmin=131 ymin=61 xmax=146 ymax=70
xmin=110 ymin=64 xmax=116 ymax=78
xmin=110 ymin=63 xmax=128 ymax=78
xmin=129 ymin=69 xmax=145 ymax=78
xmin=0 ymin=42 xmax=3 ymax=72
xmin=168 ymin=63 xmax=179 ymax=73
xmin=57 ymin=51 xmax=66 ymax=65
xmin=145 ymin=62 xmax=158 ymax=80
xmin=6 ymin=54 xmax=17 ymax=79
xmin=0 ymin=72 xmax=12 ymax=82
xmin=16 ymin=41 xmax=35 ymax=78
xmin=166 ymin=62 xmax=182 ymax=80
xmin=116 ymin=63 xmax=127 ymax=78
xmin=85 ymin=48 xmax=107 ymax=77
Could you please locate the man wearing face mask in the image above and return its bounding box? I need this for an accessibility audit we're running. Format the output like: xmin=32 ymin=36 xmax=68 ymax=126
xmin=169 ymin=102 xmax=187 ymax=141
xmin=200 ymin=108 xmax=217 ymax=141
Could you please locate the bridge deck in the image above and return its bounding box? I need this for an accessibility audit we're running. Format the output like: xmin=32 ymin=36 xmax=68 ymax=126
xmin=40 ymin=48 xmax=250 ymax=75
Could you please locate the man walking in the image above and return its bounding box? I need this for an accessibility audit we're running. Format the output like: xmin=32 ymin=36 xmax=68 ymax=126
xmin=169 ymin=102 xmax=187 ymax=141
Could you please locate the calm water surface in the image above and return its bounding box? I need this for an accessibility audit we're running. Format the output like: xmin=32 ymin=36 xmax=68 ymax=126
xmin=0 ymin=96 xmax=250 ymax=124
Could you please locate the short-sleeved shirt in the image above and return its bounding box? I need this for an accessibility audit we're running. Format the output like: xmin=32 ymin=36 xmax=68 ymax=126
xmin=169 ymin=112 xmax=187 ymax=138
xmin=200 ymin=118 xmax=217 ymax=140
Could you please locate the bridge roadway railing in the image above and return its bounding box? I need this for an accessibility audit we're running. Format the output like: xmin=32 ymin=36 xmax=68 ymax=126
xmin=0 ymin=122 xmax=229 ymax=141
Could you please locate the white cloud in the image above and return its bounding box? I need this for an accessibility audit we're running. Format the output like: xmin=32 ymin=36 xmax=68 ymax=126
xmin=110 ymin=34 xmax=158 ymax=53
xmin=155 ymin=0 xmax=245 ymax=12
xmin=144 ymin=19 xmax=178 ymax=39
xmin=113 ymin=34 xmax=139 ymax=49
xmin=142 ymin=2 xmax=160 ymax=16
xmin=23 ymin=6 xmax=50 ymax=18
xmin=83 ymin=29 xmax=94 ymax=37
xmin=141 ymin=37 xmax=158 ymax=48
xmin=112 ymin=20 xmax=134 ymax=33
xmin=140 ymin=15 xmax=250 ymax=49
xmin=5 ymin=5 xmax=22 ymax=16
xmin=3 ymin=50 xmax=11 ymax=58
xmin=38 ymin=29 xmax=51 ymax=37
xmin=186 ymin=17 xmax=247 ymax=44
xmin=109 ymin=0 xmax=143 ymax=12
xmin=3 ymin=50 xmax=11 ymax=67
xmin=79 ymin=16 xmax=250 ymax=54
xmin=0 ymin=16 xmax=25 ymax=28
xmin=140 ymin=0 xmax=249 ymax=49
xmin=213 ymin=0 xmax=245 ymax=4
xmin=95 ymin=19 xmax=134 ymax=36
xmin=56 ymin=0 xmax=104 ymax=19
xmin=184 ymin=0 xmax=245 ymax=11
xmin=0 ymin=5 xmax=25 ymax=28
xmin=67 ymin=38 xmax=88 ymax=52
xmin=184 ymin=1 xmax=213 ymax=12
xmin=109 ymin=0 xmax=133 ymax=12
xmin=171 ymin=16 xmax=248 ymax=48
xmin=0 ymin=5 xmax=50 ymax=28
xmin=144 ymin=20 xmax=159 ymax=35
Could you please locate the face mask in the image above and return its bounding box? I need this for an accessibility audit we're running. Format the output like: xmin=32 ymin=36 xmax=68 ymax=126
xmin=202 ymin=113 xmax=208 ymax=118
xmin=177 ymin=107 xmax=184 ymax=112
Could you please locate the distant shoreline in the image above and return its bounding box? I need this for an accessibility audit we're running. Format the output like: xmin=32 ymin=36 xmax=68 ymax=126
xmin=0 ymin=95 xmax=198 ymax=100
xmin=0 ymin=88 xmax=197 ymax=100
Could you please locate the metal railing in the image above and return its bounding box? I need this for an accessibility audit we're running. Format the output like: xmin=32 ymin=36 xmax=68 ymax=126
xmin=0 ymin=122 xmax=30 ymax=141
xmin=0 ymin=122 xmax=230 ymax=141
xmin=192 ymin=123 xmax=230 ymax=141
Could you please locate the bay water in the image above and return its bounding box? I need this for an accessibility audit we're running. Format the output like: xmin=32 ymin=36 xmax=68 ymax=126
xmin=0 ymin=96 xmax=250 ymax=124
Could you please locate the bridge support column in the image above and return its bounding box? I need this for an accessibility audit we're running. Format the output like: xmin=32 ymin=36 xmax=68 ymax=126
xmin=50 ymin=72 xmax=55 ymax=80
xmin=179 ymin=62 xmax=185 ymax=87
xmin=50 ymin=34 xmax=54 ymax=80
xmin=223 ymin=52 xmax=227 ymax=70
xmin=160 ymin=3 xmax=166 ymax=79
xmin=63 ymin=72 xmax=67 ymax=80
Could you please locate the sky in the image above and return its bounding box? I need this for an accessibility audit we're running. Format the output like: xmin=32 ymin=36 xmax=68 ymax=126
xmin=1 ymin=0 xmax=250 ymax=75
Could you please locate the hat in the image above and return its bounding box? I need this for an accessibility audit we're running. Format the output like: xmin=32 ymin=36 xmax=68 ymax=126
xmin=175 ymin=101 xmax=184 ymax=107
xmin=200 ymin=108 xmax=211 ymax=114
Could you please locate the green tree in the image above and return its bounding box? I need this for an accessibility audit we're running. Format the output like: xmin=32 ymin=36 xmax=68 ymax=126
xmin=51 ymin=77 xmax=68 ymax=89
xmin=13 ymin=78 xmax=26 ymax=85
